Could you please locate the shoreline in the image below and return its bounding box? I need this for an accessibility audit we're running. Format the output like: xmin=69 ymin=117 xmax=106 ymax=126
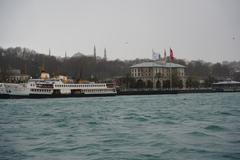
xmin=0 ymin=88 xmax=239 ymax=99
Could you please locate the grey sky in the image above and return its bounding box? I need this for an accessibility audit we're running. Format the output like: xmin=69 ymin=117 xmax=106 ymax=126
xmin=0 ymin=0 xmax=239 ymax=62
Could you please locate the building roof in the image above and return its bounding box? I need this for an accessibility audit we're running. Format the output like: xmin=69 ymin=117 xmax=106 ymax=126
xmin=213 ymin=80 xmax=240 ymax=85
xmin=130 ymin=62 xmax=185 ymax=68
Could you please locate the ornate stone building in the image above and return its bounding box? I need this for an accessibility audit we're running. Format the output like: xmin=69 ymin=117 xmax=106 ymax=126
xmin=130 ymin=62 xmax=186 ymax=89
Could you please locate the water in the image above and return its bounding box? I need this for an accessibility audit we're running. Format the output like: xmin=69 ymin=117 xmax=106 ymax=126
xmin=0 ymin=93 xmax=240 ymax=160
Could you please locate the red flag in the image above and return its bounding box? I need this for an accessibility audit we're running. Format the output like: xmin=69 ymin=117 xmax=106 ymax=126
xmin=170 ymin=48 xmax=174 ymax=61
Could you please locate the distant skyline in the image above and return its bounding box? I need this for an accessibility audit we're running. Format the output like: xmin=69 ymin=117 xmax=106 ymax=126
xmin=0 ymin=0 xmax=240 ymax=62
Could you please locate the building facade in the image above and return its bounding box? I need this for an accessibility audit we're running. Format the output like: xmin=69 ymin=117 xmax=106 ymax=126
xmin=6 ymin=69 xmax=30 ymax=83
xmin=130 ymin=62 xmax=186 ymax=89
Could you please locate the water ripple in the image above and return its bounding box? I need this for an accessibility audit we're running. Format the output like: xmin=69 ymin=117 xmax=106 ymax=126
xmin=0 ymin=93 xmax=240 ymax=160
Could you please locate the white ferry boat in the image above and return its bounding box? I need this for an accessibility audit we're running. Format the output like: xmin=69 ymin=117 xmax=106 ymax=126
xmin=1 ymin=79 xmax=117 ymax=98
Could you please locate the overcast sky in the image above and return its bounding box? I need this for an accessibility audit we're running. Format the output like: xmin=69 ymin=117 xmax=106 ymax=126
xmin=0 ymin=0 xmax=239 ymax=62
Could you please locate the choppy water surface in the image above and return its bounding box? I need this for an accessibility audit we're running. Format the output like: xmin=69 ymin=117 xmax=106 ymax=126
xmin=0 ymin=93 xmax=240 ymax=160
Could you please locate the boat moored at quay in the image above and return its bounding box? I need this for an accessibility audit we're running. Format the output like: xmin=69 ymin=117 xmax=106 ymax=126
xmin=0 ymin=78 xmax=117 ymax=99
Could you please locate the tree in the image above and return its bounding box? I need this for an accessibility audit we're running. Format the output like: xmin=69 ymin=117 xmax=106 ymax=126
xmin=172 ymin=70 xmax=183 ymax=88
xmin=146 ymin=80 xmax=153 ymax=88
xmin=186 ymin=76 xmax=200 ymax=88
xmin=204 ymin=75 xmax=217 ymax=88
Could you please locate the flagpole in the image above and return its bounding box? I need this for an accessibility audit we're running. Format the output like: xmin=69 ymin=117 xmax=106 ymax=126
xmin=170 ymin=62 xmax=172 ymax=90
xmin=169 ymin=48 xmax=173 ymax=90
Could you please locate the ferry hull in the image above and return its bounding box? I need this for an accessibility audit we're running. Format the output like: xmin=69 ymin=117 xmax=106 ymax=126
xmin=0 ymin=94 xmax=10 ymax=99
xmin=2 ymin=93 xmax=117 ymax=99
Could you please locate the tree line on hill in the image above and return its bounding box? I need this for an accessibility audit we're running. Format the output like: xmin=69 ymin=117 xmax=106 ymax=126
xmin=0 ymin=47 xmax=240 ymax=88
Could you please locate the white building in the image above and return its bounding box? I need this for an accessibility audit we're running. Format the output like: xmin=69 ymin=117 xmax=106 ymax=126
xmin=130 ymin=62 xmax=186 ymax=89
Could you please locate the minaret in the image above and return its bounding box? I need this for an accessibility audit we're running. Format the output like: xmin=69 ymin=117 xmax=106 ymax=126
xmin=65 ymin=51 xmax=67 ymax=58
xmin=94 ymin=45 xmax=96 ymax=60
xmin=104 ymin=48 xmax=107 ymax=61
xmin=49 ymin=48 xmax=51 ymax=56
